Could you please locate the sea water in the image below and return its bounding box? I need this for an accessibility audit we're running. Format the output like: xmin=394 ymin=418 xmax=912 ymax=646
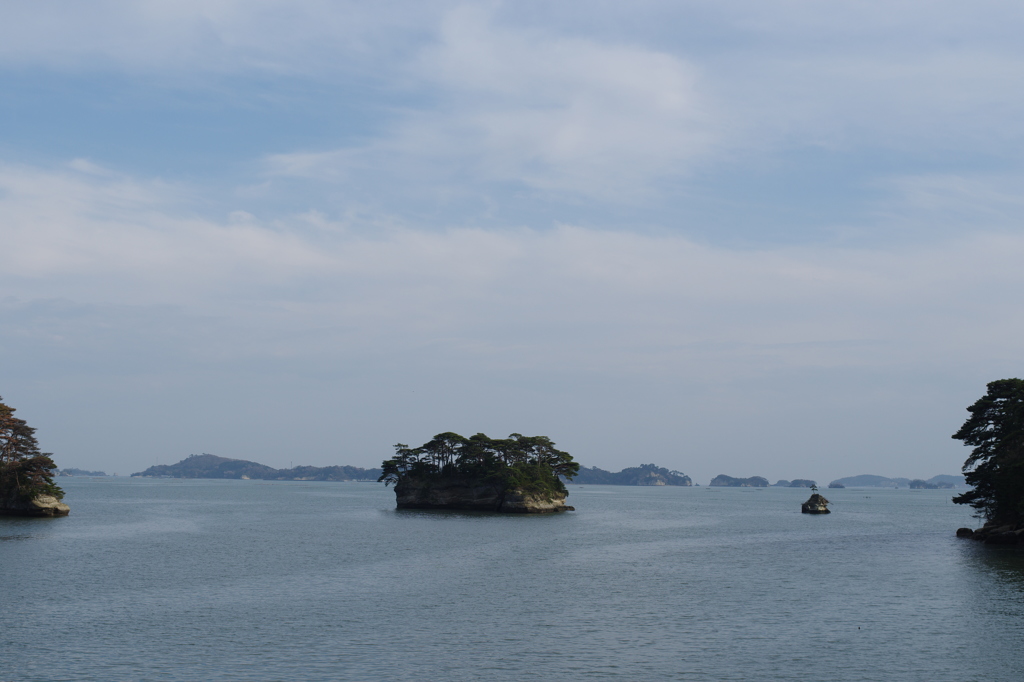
xmin=1 ymin=478 xmax=1021 ymax=681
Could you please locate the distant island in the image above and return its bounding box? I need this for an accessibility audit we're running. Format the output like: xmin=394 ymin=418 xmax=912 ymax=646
xmin=132 ymin=454 xmax=382 ymax=481
xmin=827 ymin=474 xmax=965 ymax=489
xmin=772 ymin=479 xmax=817 ymax=488
xmin=57 ymin=468 xmax=108 ymax=477
xmin=379 ymin=432 xmax=578 ymax=513
xmin=909 ymin=479 xmax=947 ymax=489
xmin=709 ymin=475 xmax=769 ymax=487
xmin=571 ymin=464 xmax=691 ymax=486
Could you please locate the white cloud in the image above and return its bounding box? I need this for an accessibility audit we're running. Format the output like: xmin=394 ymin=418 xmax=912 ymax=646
xmin=0 ymin=0 xmax=451 ymax=74
xmin=4 ymin=160 xmax=1024 ymax=378
xmin=266 ymin=5 xmax=718 ymax=200
xmin=874 ymin=173 xmax=1024 ymax=230
xmin=7 ymin=1 xmax=1024 ymax=215
xmin=0 ymin=161 xmax=333 ymax=298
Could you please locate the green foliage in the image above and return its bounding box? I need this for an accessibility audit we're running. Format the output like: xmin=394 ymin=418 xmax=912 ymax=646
xmin=0 ymin=397 xmax=64 ymax=502
xmin=378 ymin=432 xmax=579 ymax=496
xmin=952 ymin=378 xmax=1024 ymax=524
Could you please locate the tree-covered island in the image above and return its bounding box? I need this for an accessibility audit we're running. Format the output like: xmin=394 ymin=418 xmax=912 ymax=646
xmin=379 ymin=432 xmax=579 ymax=513
xmin=0 ymin=396 xmax=69 ymax=517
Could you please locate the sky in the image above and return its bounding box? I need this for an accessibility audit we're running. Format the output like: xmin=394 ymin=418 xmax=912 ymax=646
xmin=2 ymin=0 xmax=1023 ymax=484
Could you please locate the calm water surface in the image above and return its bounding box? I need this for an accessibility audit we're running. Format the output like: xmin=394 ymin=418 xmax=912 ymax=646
xmin=2 ymin=479 xmax=1022 ymax=681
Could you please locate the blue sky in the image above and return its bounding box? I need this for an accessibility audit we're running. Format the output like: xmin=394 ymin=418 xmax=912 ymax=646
xmin=2 ymin=0 xmax=1023 ymax=483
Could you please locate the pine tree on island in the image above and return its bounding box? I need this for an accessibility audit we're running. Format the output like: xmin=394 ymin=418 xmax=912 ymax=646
xmin=379 ymin=432 xmax=579 ymax=513
xmin=801 ymin=484 xmax=830 ymax=514
xmin=0 ymin=396 xmax=70 ymax=517
xmin=953 ymin=379 xmax=1024 ymax=542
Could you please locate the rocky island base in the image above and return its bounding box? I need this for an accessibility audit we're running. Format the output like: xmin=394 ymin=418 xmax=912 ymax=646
xmin=956 ymin=522 xmax=1024 ymax=545
xmin=0 ymin=492 xmax=70 ymax=517
xmin=396 ymin=478 xmax=574 ymax=513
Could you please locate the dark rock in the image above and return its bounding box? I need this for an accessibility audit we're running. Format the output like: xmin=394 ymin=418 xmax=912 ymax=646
xmin=956 ymin=527 xmax=975 ymax=538
xmin=801 ymin=492 xmax=830 ymax=514
xmin=986 ymin=531 xmax=1020 ymax=545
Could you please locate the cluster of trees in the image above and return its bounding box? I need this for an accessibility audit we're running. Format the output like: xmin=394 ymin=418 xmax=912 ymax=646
xmin=379 ymin=432 xmax=579 ymax=493
xmin=953 ymin=379 xmax=1024 ymax=525
xmin=0 ymin=397 xmax=64 ymax=503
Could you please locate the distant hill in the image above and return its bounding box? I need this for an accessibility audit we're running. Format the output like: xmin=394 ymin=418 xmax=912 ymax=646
xmin=132 ymin=454 xmax=382 ymax=481
xmin=709 ymin=475 xmax=769 ymax=487
xmin=828 ymin=474 xmax=967 ymax=488
xmin=571 ymin=464 xmax=692 ymax=486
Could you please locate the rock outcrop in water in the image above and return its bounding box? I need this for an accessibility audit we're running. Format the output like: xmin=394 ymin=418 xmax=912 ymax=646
xmin=957 ymin=522 xmax=1024 ymax=544
xmin=801 ymin=490 xmax=830 ymax=514
xmin=380 ymin=432 xmax=579 ymax=514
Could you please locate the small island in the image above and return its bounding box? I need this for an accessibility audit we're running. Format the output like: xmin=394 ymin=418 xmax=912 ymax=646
xmin=773 ymin=479 xmax=817 ymax=488
xmin=0 ymin=396 xmax=69 ymax=517
xmin=801 ymin=486 xmax=830 ymax=514
xmin=709 ymin=475 xmax=769 ymax=487
xmin=379 ymin=432 xmax=579 ymax=513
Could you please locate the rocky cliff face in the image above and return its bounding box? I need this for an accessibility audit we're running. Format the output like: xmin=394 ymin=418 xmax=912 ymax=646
xmin=0 ymin=492 xmax=70 ymax=517
xmin=394 ymin=478 xmax=573 ymax=513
